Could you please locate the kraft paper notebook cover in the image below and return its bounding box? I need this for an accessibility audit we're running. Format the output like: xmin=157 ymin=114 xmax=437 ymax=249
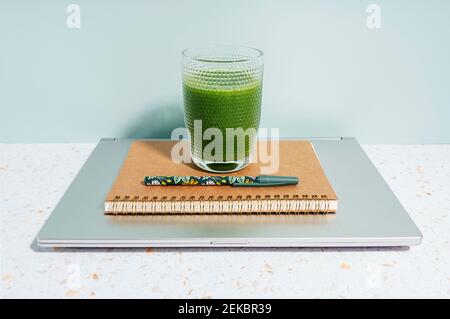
xmin=105 ymin=140 xmax=338 ymax=214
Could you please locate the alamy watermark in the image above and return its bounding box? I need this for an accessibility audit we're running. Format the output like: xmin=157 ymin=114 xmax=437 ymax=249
xmin=66 ymin=4 xmax=81 ymax=29
xmin=66 ymin=263 xmax=81 ymax=290
xmin=170 ymin=122 xmax=281 ymax=174
xmin=366 ymin=4 xmax=381 ymax=29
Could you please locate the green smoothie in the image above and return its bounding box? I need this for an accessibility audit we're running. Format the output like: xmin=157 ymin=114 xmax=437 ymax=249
xmin=183 ymin=71 xmax=262 ymax=171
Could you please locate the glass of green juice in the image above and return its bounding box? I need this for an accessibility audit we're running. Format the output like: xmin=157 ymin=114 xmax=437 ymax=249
xmin=182 ymin=45 xmax=263 ymax=173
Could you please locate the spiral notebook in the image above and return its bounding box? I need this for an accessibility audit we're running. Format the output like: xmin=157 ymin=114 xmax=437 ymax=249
xmin=105 ymin=140 xmax=338 ymax=215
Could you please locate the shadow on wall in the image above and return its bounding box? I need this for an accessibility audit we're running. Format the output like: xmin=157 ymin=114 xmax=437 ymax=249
xmin=123 ymin=101 xmax=185 ymax=139
xmin=122 ymin=100 xmax=348 ymax=139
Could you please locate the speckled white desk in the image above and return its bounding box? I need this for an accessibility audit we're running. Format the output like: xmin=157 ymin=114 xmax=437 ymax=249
xmin=1 ymin=144 xmax=449 ymax=298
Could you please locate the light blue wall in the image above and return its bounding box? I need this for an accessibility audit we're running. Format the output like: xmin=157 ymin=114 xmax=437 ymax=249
xmin=1 ymin=0 xmax=449 ymax=143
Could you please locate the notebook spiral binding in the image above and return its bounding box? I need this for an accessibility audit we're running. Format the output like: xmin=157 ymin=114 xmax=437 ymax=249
xmin=104 ymin=194 xmax=335 ymax=215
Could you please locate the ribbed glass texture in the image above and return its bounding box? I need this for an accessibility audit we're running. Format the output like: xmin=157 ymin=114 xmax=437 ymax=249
xmin=182 ymin=46 xmax=263 ymax=173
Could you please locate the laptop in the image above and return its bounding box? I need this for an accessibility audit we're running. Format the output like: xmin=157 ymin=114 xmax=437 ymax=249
xmin=36 ymin=137 xmax=422 ymax=248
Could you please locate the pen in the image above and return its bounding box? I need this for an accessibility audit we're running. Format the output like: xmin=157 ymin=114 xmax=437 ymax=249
xmin=143 ymin=175 xmax=299 ymax=187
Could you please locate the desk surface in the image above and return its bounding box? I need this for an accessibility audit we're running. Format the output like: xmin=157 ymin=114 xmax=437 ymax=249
xmin=1 ymin=143 xmax=449 ymax=298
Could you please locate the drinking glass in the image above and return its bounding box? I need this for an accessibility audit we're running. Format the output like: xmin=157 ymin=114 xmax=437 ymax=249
xmin=182 ymin=45 xmax=263 ymax=173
